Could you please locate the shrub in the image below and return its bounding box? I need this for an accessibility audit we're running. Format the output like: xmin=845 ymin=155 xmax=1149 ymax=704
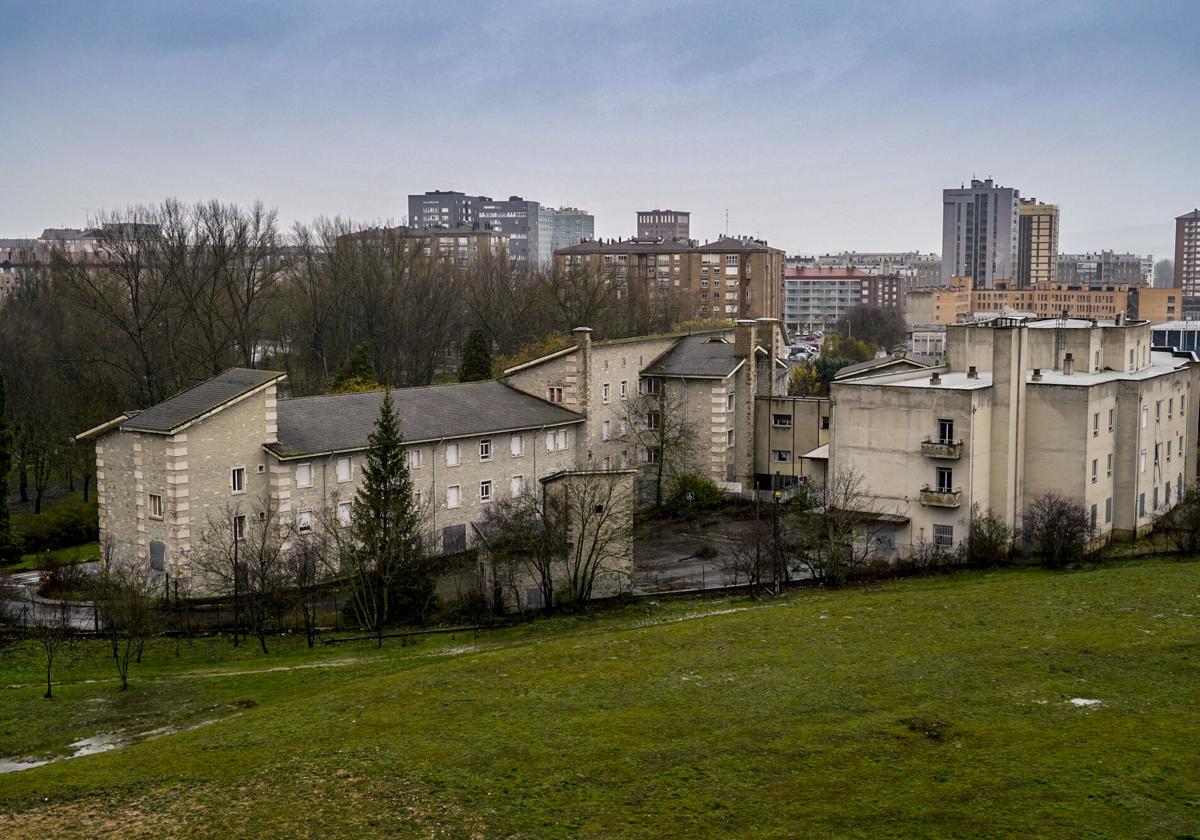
xmin=12 ymin=497 xmax=99 ymax=555
xmin=666 ymin=474 xmax=725 ymax=518
xmin=1023 ymin=492 xmax=1092 ymax=568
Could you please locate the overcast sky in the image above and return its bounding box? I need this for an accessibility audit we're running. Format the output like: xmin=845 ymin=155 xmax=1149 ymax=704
xmin=3 ymin=0 xmax=1197 ymax=258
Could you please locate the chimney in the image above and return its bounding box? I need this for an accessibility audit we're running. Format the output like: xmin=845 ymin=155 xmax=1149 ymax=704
xmin=1063 ymin=353 xmax=1074 ymax=376
xmin=1115 ymin=312 xmax=1124 ymax=326
xmin=1032 ymin=368 xmax=1042 ymax=381
xmin=967 ymin=365 xmax=978 ymax=379
xmin=756 ymin=318 xmax=780 ymax=395
xmin=930 ymin=372 xmax=942 ymax=385
xmin=572 ymin=327 xmax=592 ymax=414
xmin=734 ymin=320 xmax=757 ymax=361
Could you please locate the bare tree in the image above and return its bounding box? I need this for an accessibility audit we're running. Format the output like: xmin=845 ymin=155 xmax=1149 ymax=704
xmin=193 ymin=495 xmax=293 ymax=653
xmin=790 ymin=467 xmax=891 ymax=586
xmin=616 ymin=382 xmax=700 ymax=508
xmin=286 ymin=525 xmax=336 ymax=647
xmin=721 ymin=519 xmax=775 ymax=595
xmin=29 ymin=593 xmax=76 ymax=699
xmin=475 ymin=490 xmax=563 ymax=613
xmin=1023 ymin=492 xmax=1094 ymax=568
xmin=1154 ymin=482 xmax=1200 ymax=555
xmin=550 ymin=471 xmax=635 ymax=605
xmin=95 ymin=562 xmax=160 ymax=690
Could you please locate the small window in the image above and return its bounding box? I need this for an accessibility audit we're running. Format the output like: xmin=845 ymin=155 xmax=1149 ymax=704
xmin=336 ymin=457 xmax=352 ymax=483
xmin=231 ymin=467 xmax=246 ymax=494
xmin=480 ymin=480 xmax=493 ymax=503
xmin=296 ymin=463 xmax=313 ymax=488
xmin=148 ymin=493 xmax=164 ymax=520
xmin=642 ymin=378 xmax=660 ymax=395
xmin=510 ymin=475 xmax=524 ymax=496
xmin=510 ymin=434 xmax=524 ymax=457
xmin=446 ymin=442 xmax=461 ymax=466
xmin=548 ymin=386 xmax=564 ymax=403
xmin=447 ymin=485 xmax=461 ymax=508
xmin=602 ymin=420 xmax=611 ymax=441
xmin=935 ymin=467 xmax=953 ymax=492
xmin=1108 ymin=408 xmax=1114 ymax=432
xmin=1105 ymin=497 xmax=1112 ymax=523
xmin=337 ymin=502 xmax=351 ymax=526
xmin=406 ymin=449 xmax=422 ymax=469
xmin=620 ymin=381 xmax=628 ymax=399
xmin=1092 ymin=412 xmax=1099 ymax=437
xmin=647 ymin=411 xmax=661 ymax=431
xmin=938 ymin=418 xmax=954 ymax=444
xmin=297 ymin=510 xmax=312 ymax=533
xmin=1106 ymin=453 xmax=1113 ymax=476
xmin=1139 ymin=492 xmax=1146 ymax=517
xmin=1091 ymin=459 xmax=1098 ymax=483
xmin=602 ymin=383 xmax=610 ymax=404
xmin=1141 ymin=406 xmax=1148 ymax=429
xmin=932 ymin=524 xmax=954 ymax=547
xmin=479 ymin=439 xmax=492 ymax=461
xmin=555 ymin=429 xmax=567 ymax=451
xmin=772 ymin=450 xmax=790 ymax=462
xmin=726 ymin=429 xmax=735 ymax=447
xmin=772 ymin=414 xmax=792 ymax=428
xmin=1140 ymin=449 xmax=1147 ymax=472
xmin=820 ymin=416 xmax=830 ymax=430
xmin=726 ymin=392 xmax=735 ymax=412
xmin=1090 ymin=504 xmax=1098 ymax=530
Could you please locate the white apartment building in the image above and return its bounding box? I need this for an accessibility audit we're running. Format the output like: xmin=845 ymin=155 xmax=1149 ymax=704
xmin=830 ymin=316 xmax=1198 ymax=553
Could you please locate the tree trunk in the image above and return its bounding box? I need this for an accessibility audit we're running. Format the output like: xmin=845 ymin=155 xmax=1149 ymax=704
xmin=83 ymin=474 xmax=91 ymax=503
xmin=19 ymin=465 xmax=28 ymax=503
xmin=44 ymin=658 xmax=53 ymax=699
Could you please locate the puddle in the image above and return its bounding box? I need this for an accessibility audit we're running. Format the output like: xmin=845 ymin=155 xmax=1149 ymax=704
xmin=69 ymin=733 xmax=121 ymax=757
xmin=0 ymin=717 xmax=229 ymax=774
xmin=1068 ymin=697 xmax=1102 ymax=707
xmin=0 ymin=758 xmax=51 ymax=773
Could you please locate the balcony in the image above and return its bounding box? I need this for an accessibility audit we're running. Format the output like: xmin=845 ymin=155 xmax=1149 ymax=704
xmin=921 ymin=439 xmax=963 ymax=459
xmin=920 ymin=486 xmax=963 ymax=508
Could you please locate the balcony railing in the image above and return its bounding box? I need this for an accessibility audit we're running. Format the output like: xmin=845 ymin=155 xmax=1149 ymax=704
xmin=921 ymin=439 xmax=963 ymax=459
xmin=920 ymin=486 xmax=963 ymax=507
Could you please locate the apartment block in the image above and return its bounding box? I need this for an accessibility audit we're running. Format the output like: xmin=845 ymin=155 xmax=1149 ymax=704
xmin=555 ymin=236 xmax=785 ymax=322
xmin=407 ymin=191 xmax=540 ymax=264
xmin=941 ymin=178 xmax=1020 ymax=288
xmin=792 ymin=252 xmax=942 ymax=286
xmin=636 ymin=210 xmax=690 ymax=242
xmin=830 ymin=317 xmax=1197 ymax=556
xmin=1175 ymin=209 xmax=1200 ymax=295
xmin=537 ymin=207 xmax=595 ymax=267
xmin=1058 ymin=251 xmax=1150 ymax=286
xmin=1017 ymin=198 xmax=1059 ymax=287
xmin=783 ymin=267 xmax=905 ymax=334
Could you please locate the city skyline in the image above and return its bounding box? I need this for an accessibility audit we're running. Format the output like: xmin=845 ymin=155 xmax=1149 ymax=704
xmin=3 ymin=1 xmax=1197 ymax=258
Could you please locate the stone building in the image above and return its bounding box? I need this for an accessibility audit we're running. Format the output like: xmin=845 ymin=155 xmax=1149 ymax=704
xmin=829 ymin=316 xmax=1198 ymax=556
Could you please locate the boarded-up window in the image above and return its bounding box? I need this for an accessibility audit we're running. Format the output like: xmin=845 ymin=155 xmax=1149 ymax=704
xmin=149 ymin=541 xmax=166 ymax=572
xmin=442 ymin=524 xmax=466 ymax=554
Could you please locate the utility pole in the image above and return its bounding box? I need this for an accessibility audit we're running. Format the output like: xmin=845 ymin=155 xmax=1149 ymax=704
xmin=232 ymin=517 xmax=240 ymax=647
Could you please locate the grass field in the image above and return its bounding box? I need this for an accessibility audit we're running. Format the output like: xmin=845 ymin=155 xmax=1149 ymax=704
xmin=7 ymin=541 xmax=101 ymax=573
xmin=1 ymin=560 xmax=1198 ymax=838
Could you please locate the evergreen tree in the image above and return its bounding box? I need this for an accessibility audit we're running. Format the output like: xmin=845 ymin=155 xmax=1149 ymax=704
xmin=345 ymin=391 xmax=428 ymax=644
xmin=329 ymin=342 xmax=382 ymax=394
xmin=458 ymin=328 xmax=493 ymax=382
xmin=0 ymin=374 xmax=19 ymax=563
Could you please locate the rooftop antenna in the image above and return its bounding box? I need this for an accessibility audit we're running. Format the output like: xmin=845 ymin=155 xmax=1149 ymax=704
xmin=725 ymin=208 xmax=729 ymax=236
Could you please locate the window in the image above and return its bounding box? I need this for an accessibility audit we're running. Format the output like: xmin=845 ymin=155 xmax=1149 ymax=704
xmin=602 ymin=383 xmax=610 ymax=403
xmin=479 ymin=480 xmax=492 ymax=503
xmin=726 ymin=392 xmax=735 ymax=412
xmin=1153 ymin=486 xmax=1159 ymax=511
xmin=726 ymin=429 xmax=735 ymax=447
xmin=336 ymin=456 xmax=352 ymax=483
xmin=938 ymin=418 xmax=954 ymax=444
xmin=1140 ymin=449 xmax=1147 ymax=472
xmin=148 ymin=493 xmax=164 ymax=520
xmin=1167 ymin=440 xmax=1172 ymax=461
xmin=338 ymin=502 xmax=351 ymax=527
xmin=1091 ymin=459 xmax=1098 ymax=483
xmin=296 ymin=509 xmax=313 ymax=533
xmin=149 ymin=541 xmax=166 ymax=572
xmin=647 ymin=411 xmax=661 ymax=431
xmin=446 ymin=442 xmax=461 ymax=466
xmin=442 ymin=524 xmax=466 ymax=553
xmin=1108 ymin=408 xmax=1114 ymax=432
xmin=406 ymin=449 xmax=422 ymax=470
xmin=231 ymin=467 xmax=246 ymax=494
xmin=547 ymin=386 xmax=564 ymax=403
xmin=232 ymin=514 xmax=247 ymax=541
xmin=511 ymin=475 xmax=524 ymax=496
xmin=602 ymin=420 xmax=611 ymax=441
xmin=933 ymin=524 xmax=954 ymax=547
xmin=1092 ymin=412 xmax=1099 ymax=437
xmin=1107 ymin=453 xmax=1113 ymax=476
xmin=1139 ymin=492 xmax=1146 ymax=517
xmin=1090 ymin=504 xmax=1098 ymax=531
xmin=546 ymin=428 xmax=568 ymax=452
xmin=510 ymin=434 xmax=524 ymax=457
xmin=1105 ymin=496 xmax=1112 ymax=523
xmin=821 ymin=416 xmax=830 ymax=430
xmin=620 ymin=381 xmax=628 ymax=399
xmin=1141 ymin=406 xmax=1148 ymax=429
xmin=935 ymin=467 xmax=953 ymax=493
xmin=642 ymin=378 xmax=660 ymax=395
xmin=772 ymin=414 xmax=792 ymax=428
xmin=479 ymin=439 xmax=492 ymax=461
xmin=1169 ymin=398 xmax=1174 ymax=418
xmin=1156 ymin=400 xmax=1162 ymax=422
xmin=296 ymin=463 xmax=313 ymax=488
xmin=447 ymin=485 xmax=461 ymax=509
xmin=772 ymin=450 xmax=791 ymax=462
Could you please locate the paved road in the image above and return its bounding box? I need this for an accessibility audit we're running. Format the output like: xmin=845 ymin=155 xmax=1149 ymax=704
xmin=0 ymin=562 xmax=99 ymax=631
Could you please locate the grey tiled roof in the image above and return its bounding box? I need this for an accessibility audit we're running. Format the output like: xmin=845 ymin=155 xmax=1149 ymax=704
xmin=267 ymin=380 xmax=583 ymax=458
xmin=833 ymin=354 xmax=931 ymax=380
xmin=640 ymin=334 xmax=746 ymax=378
xmin=122 ymin=368 xmax=284 ymax=433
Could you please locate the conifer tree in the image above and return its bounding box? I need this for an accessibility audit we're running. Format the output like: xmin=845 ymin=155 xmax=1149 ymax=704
xmin=458 ymin=328 xmax=493 ymax=382
xmin=329 ymin=342 xmax=382 ymax=393
xmin=346 ymin=390 xmax=425 ymax=644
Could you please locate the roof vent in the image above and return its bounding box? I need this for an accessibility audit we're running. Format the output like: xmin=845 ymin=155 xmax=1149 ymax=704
xmin=1063 ymin=353 xmax=1074 ymax=376
xmin=1032 ymin=368 xmax=1042 ymax=382
xmin=967 ymin=365 xmax=978 ymax=379
xmin=930 ymin=372 xmax=941 ymax=385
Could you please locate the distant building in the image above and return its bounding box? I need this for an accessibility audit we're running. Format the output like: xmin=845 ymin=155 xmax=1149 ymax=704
xmin=1017 ymin=199 xmax=1059 ymax=287
xmin=792 ymin=252 xmax=941 ymax=286
xmin=783 ymin=266 xmax=905 ymax=334
xmin=636 ymin=210 xmax=690 ymax=242
xmin=537 ymin=207 xmax=595 ymax=268
xmin=555 ymin=235 xmax=785 ymax=323
xmin=407 ymin=191 xmax=541 ymax=265
xmin=1174 ymin=209 xmax=1200 ymax=295
xmin=1058 ymin=251 xmax=1149 ymax=286
xmin=941 ymin=178 xmax=1020 ymax=288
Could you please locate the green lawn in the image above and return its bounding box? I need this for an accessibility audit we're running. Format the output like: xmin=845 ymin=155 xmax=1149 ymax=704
xmin=7 ymin=541 xmax=101 ymax=574
xmin=1 ymin=560 xmax=1198 ymax=838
